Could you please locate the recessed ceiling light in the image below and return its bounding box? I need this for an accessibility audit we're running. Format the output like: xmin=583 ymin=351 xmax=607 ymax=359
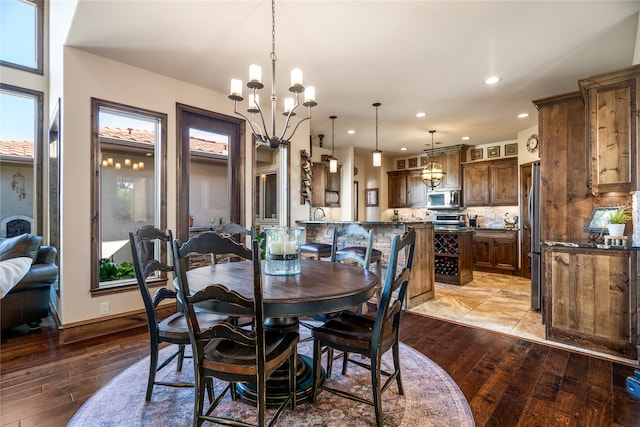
xmin=518 ymin=113 xmax=529 ymax=118
xmin=416 ymin=112 xmax=426 ymax=118
xmin=400 ymin=147 xmax=407 ymax=151
xmin=485 ymin=76 xmax=501 ymax=85
xmin=462 ymin=136 xmax=470 ymax=141
xmin=347 ymin=129 xmax=355 ymax=134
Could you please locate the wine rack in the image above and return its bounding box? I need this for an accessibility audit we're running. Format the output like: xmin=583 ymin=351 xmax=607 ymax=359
xmin=434 ymin=231 xmax=473 ymax=285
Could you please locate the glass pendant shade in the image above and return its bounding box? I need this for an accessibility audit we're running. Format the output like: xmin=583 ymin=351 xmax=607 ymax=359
xmin=329 ymin=157 xmax=338 ymax=173
xmin=372 ymin=102 xmax=382 ymax=167
xmin=372 ymin=150 xmax=382 ymax=167
xmin=421 ymin=129 xmax=446 ymax=189
xmin=421 ymin=161 xmax=446 ymax=189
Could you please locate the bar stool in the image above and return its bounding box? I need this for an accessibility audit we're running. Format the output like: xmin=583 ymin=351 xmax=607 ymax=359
xmin=301 ymin=242 xmax=333 ymax=260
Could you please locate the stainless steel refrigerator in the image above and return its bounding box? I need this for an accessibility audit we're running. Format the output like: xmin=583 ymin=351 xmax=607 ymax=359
xmin=529 ymin=162 xmax=542 ymax=310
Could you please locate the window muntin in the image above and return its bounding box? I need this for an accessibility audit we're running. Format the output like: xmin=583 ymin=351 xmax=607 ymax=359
xmin=92 ymin=100 xmax=166 ymax=290
xmin=0 ymin=0 xmax=43 ymax=74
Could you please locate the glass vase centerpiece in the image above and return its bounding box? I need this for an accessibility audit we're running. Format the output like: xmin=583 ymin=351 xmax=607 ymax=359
xmin=264 ymin=227 xmax=303 ymax=275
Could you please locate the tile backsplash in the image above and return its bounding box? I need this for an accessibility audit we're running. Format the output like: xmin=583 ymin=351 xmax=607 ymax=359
xmin=384 ymin=206 xmax=520 ymax=228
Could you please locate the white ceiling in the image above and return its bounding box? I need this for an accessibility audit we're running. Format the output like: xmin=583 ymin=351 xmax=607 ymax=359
xmin=66 ymin=1 xmax=640 ymax=156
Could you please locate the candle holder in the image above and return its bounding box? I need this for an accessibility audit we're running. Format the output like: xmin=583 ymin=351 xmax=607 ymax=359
xmin=264 ymin=227 xmax=303 ymax=275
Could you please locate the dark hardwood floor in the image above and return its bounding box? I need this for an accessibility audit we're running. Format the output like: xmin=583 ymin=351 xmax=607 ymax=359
xmin=2 ymin=311 xmax=640 ymax=426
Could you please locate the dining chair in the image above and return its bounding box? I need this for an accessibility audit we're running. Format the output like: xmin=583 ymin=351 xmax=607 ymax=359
xmin=212 ymin=223 xmax=254 ymax=264
xmin=128 ymin=225 xmax=228 ymax=402
xmin=311 ymin=228 xmax=416 ymax=427
xmin=331 ymin=223 xmax=382 ymax=313
xmin=173 ymin=237 xmax=299 ymax=427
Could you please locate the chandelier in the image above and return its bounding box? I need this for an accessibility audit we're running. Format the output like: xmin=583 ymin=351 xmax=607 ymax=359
xmin=421 ymin=130 xmax=446 ymax=190
xmin=228 ymin=0 xmax=317 ymax=149
xmin=328 ymin=115 xmax=338 ymax=173
xmin=372 ymin=102 xmax=382 ymax=167
xmin=101 ymin=157 xmax=144 ymax=190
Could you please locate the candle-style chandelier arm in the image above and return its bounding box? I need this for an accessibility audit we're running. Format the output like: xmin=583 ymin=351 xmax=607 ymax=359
xmin=280 ymin=104 xmax=313 ymax=143
xmin=231 ymin=98 xmax=268 ymax=144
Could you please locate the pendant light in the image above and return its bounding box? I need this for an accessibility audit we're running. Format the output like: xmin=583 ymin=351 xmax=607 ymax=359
xmin=421 ymin=130 xmax=446 ymax=190
xmin=372 ymin=102 xmax=382 ymax=167
xmin=329 ymin=115 xmax=338 ymax=173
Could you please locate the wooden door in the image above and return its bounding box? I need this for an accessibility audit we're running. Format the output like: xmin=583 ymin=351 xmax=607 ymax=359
xmin=490 ymin=158 xmax=518 ymax=205
xmin=388 ymin=172 xmax=407 ymax=208
xmin=463 ymin=163 xmax=489 ymax=206
xmin=520 ymin=163 xmax=533 ymax=279
xmin=407 ymin=172 xmax=427 ymax=207
xmin=494 ymin=236 xmax=517 ymax=272
xmin=473 ymin=236 xmax=492 ymax=268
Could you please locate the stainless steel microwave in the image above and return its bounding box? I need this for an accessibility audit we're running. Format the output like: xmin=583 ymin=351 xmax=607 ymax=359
xmin=426 ymin=190 xmax=461 ymax=210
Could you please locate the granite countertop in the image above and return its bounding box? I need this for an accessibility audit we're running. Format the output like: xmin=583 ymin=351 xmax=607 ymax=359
xmin=470 ymin=226 xmax=520 ymax=231
xmin=543 ymin=240 xmax=640 ymax=250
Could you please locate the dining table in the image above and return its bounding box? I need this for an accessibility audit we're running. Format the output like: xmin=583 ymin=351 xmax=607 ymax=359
xmin=183 ymin=258 xmax=379 ymax=405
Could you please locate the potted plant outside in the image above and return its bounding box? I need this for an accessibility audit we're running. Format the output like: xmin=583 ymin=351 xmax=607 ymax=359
xmin=189 ymin=215 xmax=194 ymax=227
xmin=607 ymin=207 xmax=632 ymax=236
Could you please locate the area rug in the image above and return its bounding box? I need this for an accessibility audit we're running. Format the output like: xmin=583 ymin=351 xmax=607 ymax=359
xmin=68 ymin=326 xmax=474 ymax=426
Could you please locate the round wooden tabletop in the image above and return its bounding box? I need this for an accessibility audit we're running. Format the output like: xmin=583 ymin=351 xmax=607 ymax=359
xmin=185 ymin=259 xmax=378 ymax=317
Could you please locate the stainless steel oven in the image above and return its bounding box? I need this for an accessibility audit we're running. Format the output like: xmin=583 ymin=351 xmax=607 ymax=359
xmin=432 ymin=212 xmax=466 ymax=230
xmin=426 ymin=190 xmax=461 ymax=210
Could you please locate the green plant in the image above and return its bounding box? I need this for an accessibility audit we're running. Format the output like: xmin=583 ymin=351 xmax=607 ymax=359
xmin=607 ymin=207 xmax=632 ymax=224
xmin=100 ymin=260 xmax=135 ymax=281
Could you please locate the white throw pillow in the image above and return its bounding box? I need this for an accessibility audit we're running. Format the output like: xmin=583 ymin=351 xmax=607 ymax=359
xmin=0 ymin=257 xmax=33 ymax=298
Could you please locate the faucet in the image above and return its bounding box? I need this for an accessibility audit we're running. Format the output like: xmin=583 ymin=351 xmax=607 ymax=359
xmin=313 ymin=207 xmax=326 ymax=221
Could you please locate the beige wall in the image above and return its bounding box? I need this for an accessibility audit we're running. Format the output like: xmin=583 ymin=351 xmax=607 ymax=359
xmin=56 ymin=43 xmax=312 ymax=325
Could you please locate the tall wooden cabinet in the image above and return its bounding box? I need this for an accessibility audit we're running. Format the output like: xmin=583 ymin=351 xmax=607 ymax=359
xmin=462 ymin=158 xmax=518 ymax=207
xmin=579 ymin=64 xmax=640 ymax=195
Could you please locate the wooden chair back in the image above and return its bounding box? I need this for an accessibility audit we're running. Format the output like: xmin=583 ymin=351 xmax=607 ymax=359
xmin=330 ymin=223 xmax=373 ymax=269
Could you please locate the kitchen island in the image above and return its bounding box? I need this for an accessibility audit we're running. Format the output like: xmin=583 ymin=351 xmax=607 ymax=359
xmin=296 ymin=220 xmax=434 ymax=308
xmin=543 ymin=241 xmax=640 ymax=361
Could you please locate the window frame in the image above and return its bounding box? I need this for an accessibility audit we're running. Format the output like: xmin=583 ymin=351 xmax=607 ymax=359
xmin=0 ymin=83 xmax=44 ymax=237
xmin=0 ymin=0 xmax=44 ymax=75
xmin=90 ymin=98 xmax=167 ymax=294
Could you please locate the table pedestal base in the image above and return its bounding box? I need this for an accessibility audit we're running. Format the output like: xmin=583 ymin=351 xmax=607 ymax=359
xmin=236 ymin=355 xmax=324 ymax=407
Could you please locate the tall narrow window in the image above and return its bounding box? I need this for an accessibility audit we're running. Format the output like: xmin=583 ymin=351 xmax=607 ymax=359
xmin=0 ymin=84 xmax=43 ymax=238
xmin=0 ymin=0 xmax=43 ymax=74
xmin=91 ymin=99 xmax=167 ymax=291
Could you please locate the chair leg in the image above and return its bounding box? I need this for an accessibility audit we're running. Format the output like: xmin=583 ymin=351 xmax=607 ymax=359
xmin=146 ymin=338 xmax=159 ymax=401
xmin=393 ymin=340 xmax=404 ymax=395
xmin=193 ymin=368 xmax=206 ymax=427
xmin=311 ymin=338 xmax=322 ymax=402
xmin=177 ymin=344 xmax=186 ymax=372
xmin=341 ymin=351 xmax=349 ymax=376
xmin=326 ymin=348 xmax=334 ymax=378
xmin=371 ymin=355 xmax=383 ymax=427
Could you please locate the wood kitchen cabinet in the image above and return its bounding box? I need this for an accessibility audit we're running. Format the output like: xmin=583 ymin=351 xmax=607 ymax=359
xmin=472 ymin=229 xmax=518 ymax=274
xmin=462 ymin=157 xmax=518 ymax=207
xmin=544 ymin=245 xmax=638 ymax=360
xmin=579 ymin=64 xmax=640 ymax=195
xmin=310 ymin=163 xmax=341 ymax=207
xmin=387 ymin=170 xmax=426 ymax=208
xmin=428 ymin=145 xmax=465 ymax=190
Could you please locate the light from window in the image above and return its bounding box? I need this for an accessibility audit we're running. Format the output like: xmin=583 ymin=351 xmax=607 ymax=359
xmin=0 ymin=0 xmax=42 ymax=73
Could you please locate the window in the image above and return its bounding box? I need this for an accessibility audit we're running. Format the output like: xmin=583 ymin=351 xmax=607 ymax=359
xmin=0 ymin=0 xmax=44 ymax=74
xmin=0 ymin=84 xmax=43 ymax=238
xmin=91 ymin=99 xmax=167 ymax=291
xmin=255 ymin=171 xmax=278 ymax=222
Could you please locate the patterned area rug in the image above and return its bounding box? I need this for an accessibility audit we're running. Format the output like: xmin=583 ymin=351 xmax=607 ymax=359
xmin=69 ymin=326 xmax=474 ymax=426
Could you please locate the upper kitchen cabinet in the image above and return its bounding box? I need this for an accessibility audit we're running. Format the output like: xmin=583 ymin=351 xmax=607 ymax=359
xmin=428 ymin=145 xmax=465 ymax=190
xmin=579 ymin=64 xmax=640 ymax=195
xmin=310 ymin=162 xmax=341 ymax=207
xmin=462 ymin=157 xmax=518 ymax=207
xmin=388 ymin=170 xmax=426 ymax=208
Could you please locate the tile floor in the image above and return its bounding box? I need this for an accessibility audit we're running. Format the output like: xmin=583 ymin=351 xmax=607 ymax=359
xmin=410 ymin=271 xmax=638 ymax=365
